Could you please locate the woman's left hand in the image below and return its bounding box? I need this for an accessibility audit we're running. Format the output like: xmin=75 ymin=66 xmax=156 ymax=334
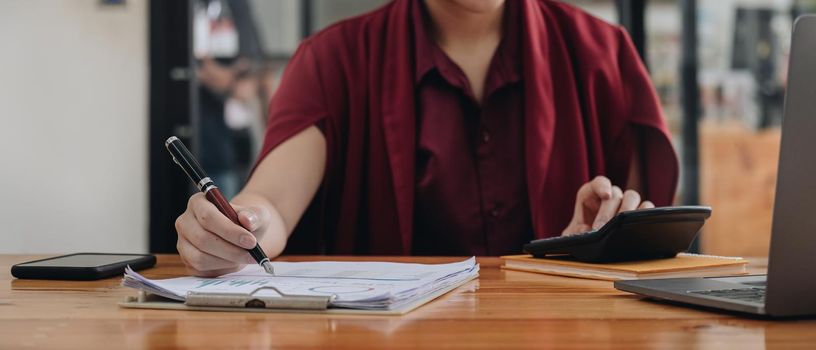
xmin=561 ymin=176 xmax=654 ymax=236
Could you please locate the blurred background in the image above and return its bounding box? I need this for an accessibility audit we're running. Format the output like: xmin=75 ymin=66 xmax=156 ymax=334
xmin=1 ymin=0 xmax=814 ymax=257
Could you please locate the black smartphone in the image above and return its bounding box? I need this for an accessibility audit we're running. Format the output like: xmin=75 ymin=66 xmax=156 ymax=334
xmin=11 ymin=253 xmax=156 ymax=280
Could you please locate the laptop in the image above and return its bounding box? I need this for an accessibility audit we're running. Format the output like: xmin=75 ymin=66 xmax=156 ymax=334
xmin=614 ymin=15 xmax=816 ymax=317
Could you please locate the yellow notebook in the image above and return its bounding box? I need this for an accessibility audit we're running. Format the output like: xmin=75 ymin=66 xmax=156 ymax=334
xmin=501 ymin=254 xmax=748 ymax=281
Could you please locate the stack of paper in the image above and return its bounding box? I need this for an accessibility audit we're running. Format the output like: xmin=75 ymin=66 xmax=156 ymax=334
xmin=122 ymin=257 xmax=479 ymax=311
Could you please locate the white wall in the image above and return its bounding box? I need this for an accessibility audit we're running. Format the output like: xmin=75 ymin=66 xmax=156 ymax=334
xmin=0 ymin=0 xmax=148 ymax=254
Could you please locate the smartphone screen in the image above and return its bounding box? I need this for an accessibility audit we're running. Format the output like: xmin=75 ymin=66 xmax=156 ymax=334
xmin=16 ymin=254 xmax=149 ymax=268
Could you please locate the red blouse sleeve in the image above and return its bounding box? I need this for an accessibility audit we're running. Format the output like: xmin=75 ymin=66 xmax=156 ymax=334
xmin=250 ymin=42 xmax=329 ymax=178
xmin=612 ymin=27 xmax=679 ymax=206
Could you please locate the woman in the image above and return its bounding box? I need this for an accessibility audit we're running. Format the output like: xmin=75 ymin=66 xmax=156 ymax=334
xmin=175 ymin=0 xmax=678 ymax=276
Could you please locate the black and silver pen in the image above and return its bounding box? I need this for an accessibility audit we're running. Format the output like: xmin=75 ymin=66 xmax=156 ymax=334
xmin=165 ymin=136 xmax=275 ymax=275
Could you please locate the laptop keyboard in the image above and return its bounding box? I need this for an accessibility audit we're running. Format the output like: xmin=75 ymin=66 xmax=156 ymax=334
xmin=689 ymin=288 xmax=766 ymax=304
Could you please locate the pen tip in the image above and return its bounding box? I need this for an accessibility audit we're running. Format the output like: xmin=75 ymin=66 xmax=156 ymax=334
xmin=262 ymin=261 xmax=275 ymax=276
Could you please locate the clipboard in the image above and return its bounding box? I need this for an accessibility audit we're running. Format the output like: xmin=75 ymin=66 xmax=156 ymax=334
xmin=119 ymin=274 xmax=478 ymax=315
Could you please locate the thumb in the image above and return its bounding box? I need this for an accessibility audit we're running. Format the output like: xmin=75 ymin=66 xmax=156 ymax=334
xmin=235 ymin=207 xmax=262 ymax=232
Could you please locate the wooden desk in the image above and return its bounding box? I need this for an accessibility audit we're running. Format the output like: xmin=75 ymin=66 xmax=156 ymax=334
xmin=1 ymin=255 xmax=814 ymax=349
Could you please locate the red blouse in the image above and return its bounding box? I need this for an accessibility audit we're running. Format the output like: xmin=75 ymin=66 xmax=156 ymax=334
xmin=411 ymin=0 xmax=531 ymax=255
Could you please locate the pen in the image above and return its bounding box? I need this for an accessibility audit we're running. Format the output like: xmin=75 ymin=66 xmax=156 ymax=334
xmin=164 ymin=136 xmax=275 ymax=275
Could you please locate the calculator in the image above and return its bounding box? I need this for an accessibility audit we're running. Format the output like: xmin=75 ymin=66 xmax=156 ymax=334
xmin=523 ymin=206 xmax=712 ymax=263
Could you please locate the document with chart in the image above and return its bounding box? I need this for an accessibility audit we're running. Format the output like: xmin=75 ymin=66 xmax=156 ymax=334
xmin=121 ymin=258 xmax=479 ymax=313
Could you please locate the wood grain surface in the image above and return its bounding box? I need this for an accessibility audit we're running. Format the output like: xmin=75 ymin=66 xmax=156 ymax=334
xmin=1 ymin=255 xmax=814 ymax=349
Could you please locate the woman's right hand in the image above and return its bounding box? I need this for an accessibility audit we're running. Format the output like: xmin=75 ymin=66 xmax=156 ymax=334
xmin=174 ymin=193 xmax=272 ymax=277
xmin=173 ymin=125 xmax=326 ymax=277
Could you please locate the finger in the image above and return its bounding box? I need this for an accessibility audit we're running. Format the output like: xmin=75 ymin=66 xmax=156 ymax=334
xmin=619 ymin=190 xmax=642 ymax=213
xmin=570 ymin=182 xmax=594 ymax=231
xmin=568 ymin=177 xmax=614 ymax=235
xmin=638 ymin=200 xmax=655 ymax=209
xmin=189 ymin=194 xmax=257 ymax=249
xmin=179 ymin=246 xmax=242 ymax=278
xmin=187 ymin=266 xmax=242 ymax=278
xmin=179 ymin=248 xmax=242 ymax=278
xmin=593 ymin=185 xmax=623 ymax=230
xmin=177 ymin=207 xmax=255 ymax=264
xmin=176 ymin=235 xmax=240 ymax=273
xmin=570 ymin=179 xmax=608 ymax=230
xmin=183 ymin=222 xmax=256 ymax=265
xmin=590 ymin=176 xmax=613 ymax=200
xmin=236 ymin=207 xmax=262 ymax=232
xmin=179 ymin=246 xmax=245 ymax=278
